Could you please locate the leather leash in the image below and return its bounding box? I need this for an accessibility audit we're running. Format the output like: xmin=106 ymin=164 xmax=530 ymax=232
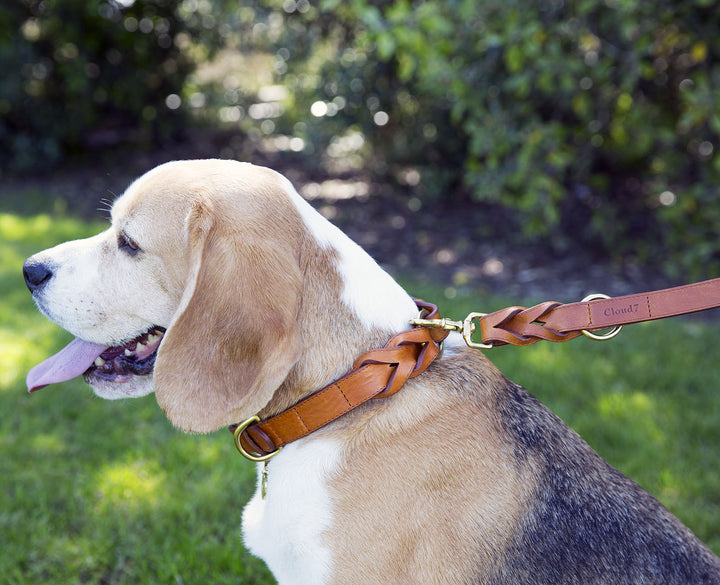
xmin=231 ymin=278 xmax=720 ymax=461
xmin=413 ymin=277 xmax=720 ymax=348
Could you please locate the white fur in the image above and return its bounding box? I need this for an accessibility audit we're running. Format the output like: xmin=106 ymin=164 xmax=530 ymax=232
xmin=279 ymin=177 xmax=418 ymax=333
xmin=30 ymin=231 xmax=176 ymax=347
xmin=29 ymin=232 xmax=108 ymax=337
xmin=242 ymin=438 xmax=342 ymax=585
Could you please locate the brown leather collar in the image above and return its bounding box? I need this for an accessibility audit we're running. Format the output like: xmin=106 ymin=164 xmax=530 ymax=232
xmin=231 ymin=299 xmax=449 ymax=460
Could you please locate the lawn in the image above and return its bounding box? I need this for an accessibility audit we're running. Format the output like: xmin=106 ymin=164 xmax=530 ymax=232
xmin=2 ymin=209 xmax=720 ymax=584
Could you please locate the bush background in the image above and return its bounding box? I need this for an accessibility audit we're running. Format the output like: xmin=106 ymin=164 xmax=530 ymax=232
xmin=2 ymin=0 xmax=720 ymax=277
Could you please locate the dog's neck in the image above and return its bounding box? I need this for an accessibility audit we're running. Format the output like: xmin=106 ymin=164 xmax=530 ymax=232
xmin=258 ymin=186 xmax=419 ymax=419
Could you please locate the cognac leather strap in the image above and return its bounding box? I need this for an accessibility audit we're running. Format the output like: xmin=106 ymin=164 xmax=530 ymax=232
xmin=232 ymin=278 xmax=720 ymax=459
xmin=478 ymin=277 xmax=720 ymax=347
xmin=232 ymin=300 xmax=449 ymax=460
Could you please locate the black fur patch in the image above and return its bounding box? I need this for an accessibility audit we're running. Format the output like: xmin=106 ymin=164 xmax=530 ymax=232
xmin=485 ymin=380 xmax=720 ymax=584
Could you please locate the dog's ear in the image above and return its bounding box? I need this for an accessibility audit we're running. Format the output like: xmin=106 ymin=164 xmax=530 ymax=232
xmin=154 ymin=198 xmax=302 ymax=433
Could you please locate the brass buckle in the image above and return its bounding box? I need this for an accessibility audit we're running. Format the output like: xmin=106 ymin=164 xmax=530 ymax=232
xmin=233 ymin=416 xmax=282 ymax=462
xmin=580 ymin=293 xmax=623 ymax=341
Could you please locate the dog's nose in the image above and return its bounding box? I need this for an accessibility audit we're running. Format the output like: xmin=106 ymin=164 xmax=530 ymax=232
xmin=23 ymin=257 xmax=53 ymax=292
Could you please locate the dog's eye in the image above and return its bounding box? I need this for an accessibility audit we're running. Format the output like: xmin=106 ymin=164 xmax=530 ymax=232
xmin=118 ymin=232 xmax=141 ymax=257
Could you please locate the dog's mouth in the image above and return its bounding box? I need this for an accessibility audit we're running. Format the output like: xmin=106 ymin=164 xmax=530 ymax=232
xmin=85 ymin=328 xmax=166 ymax=383
xmin=27 ymin=327 xmax=166 ymax=392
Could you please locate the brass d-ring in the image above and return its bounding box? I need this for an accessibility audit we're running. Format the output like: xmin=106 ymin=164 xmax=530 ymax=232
xmin=580 ymin=293 xmax=623 ymax=341
xmin=233 ymin=416 xmax=281 ymax=462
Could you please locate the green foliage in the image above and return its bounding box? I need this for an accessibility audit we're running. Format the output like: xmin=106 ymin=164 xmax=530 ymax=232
xmin=0 ymin=0 xmax=224 ymax=174
xmin=293 ymin=0 xmax=720 ymax=274
xmin=4 ymin=0 xmax=720 ymax=275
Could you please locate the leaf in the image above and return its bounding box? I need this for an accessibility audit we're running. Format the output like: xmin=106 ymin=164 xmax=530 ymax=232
xmin=504 ymin=44 xmax=524 ymax=73
xmin=376 ymin=31 xmax=396 ymax=61
xmin=319 ymin=0 xmax=343 ymax=10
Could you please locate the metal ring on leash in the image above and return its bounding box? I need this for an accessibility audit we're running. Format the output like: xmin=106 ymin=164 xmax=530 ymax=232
xmin=580 ymin=293 xmax=623 ymax=341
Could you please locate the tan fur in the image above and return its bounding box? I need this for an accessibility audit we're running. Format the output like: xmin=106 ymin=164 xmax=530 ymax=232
xmin=326 ymin=349 xmax=539 ymax=584
xmin=154 ymin=182 xmax=305 ymax=431
xmin=261 ymin=242 xmax=391 ymax=420
xmin=104 ymin=160 xmax=390 ymax=432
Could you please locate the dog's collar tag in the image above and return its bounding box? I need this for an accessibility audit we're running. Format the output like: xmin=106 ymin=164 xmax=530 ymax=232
xmin=261 ymin=461 xmax=269 ymax=499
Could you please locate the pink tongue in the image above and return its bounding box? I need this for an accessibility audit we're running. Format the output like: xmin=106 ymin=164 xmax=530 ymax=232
xmin=27 ymin=337 xmax=108 ymax=393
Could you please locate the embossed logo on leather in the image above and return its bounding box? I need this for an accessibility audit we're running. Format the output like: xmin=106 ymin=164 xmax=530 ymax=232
xmin=603 ymin=303 xmax=640 ymax=317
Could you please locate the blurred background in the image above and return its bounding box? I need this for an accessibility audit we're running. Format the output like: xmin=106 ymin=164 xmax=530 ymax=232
xmin=3 ymin=0 xmax=720 ymax=291
xmin=3 ymin=2 xmax=720 ymax=583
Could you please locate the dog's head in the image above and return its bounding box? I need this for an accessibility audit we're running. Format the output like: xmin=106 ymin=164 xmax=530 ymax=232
xmin=24 ymin=159 xmax=418 ymax=433
xmin=24 ymin=160 xmax=310 ymax=433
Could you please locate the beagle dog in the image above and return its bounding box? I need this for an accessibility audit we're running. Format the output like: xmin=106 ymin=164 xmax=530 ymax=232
xmin=24 ymin=159 xmax=720 ymax=584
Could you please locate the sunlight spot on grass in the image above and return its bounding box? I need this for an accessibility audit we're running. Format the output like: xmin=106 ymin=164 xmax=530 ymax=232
xmin=658 ymin=467 xmax=684 ymax=499
xmin=193 ymin=437 xmax=225 ymax=465
xmin=1 ymin=321 xmax=71 ymax=390
xmin=30 ymin=432 xmax=67 ymax=455
xmin=94 ymin=460 xmax=166 ymax=510
xmin=597 ymin=390 xmax=653 ymax=419
xmin=0 ymin=331 xmax=31 ymax=388
xmin=524 ymin=343 xmax=561 ymax=365
xmin=511 ymin=342 xmax=573 ymax=377
xmin=0 ymin=213 xmax=53 ymax=240
xmin=0 ymin=212 xmax=105 ymax=247
xmin=1 ymin=213 xmax=94 ymax=392
xmin=595 ymin=390 xmax=665 ymax=449
xmin=0 ymin=244 xmax=25 ymax=272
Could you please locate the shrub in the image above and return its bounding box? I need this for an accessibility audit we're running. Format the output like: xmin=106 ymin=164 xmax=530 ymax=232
xmin=0 ymin=0 xmax=220 ymax=174
xmin=297 ymin=0 xmax=720 ymax=274
xmin=6 ymin=0 xmax=720 ymax=276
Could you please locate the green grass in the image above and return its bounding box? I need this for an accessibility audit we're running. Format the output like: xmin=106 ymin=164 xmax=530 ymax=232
xmin=2 ymin=212 xmax=720 ymax=584
xmin=0 ymin=212 xmax=273 ymax=584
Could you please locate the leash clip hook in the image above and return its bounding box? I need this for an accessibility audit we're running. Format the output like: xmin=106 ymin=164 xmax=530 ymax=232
xmin=462 ymin=312 xmax=494 ymax=349
xmin=410 ymin=312 xmax=494 ymax=350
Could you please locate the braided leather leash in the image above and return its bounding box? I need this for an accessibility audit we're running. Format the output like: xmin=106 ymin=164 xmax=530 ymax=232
xmin=414 ymin=278 xmax=720 ymax=347
xmin=232 ymin=278 xmax=720 ymax=462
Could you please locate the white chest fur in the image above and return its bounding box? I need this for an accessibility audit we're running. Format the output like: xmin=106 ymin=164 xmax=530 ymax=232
xmin=241 ymin=438 xmax=342 ymax=585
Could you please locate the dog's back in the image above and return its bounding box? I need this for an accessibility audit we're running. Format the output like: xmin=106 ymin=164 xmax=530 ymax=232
xmin=490 ymin=376 xmax=720 ymax=584
xmin=313 ymin=347 xmax=720 ymax=584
